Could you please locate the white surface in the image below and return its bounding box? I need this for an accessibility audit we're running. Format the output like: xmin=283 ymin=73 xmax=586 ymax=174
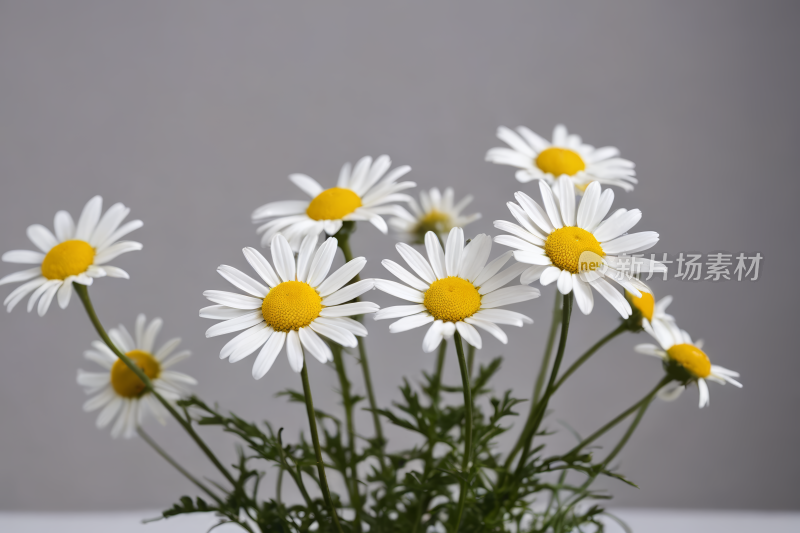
xmin=1 ymin=509 xmax=799 ymax=532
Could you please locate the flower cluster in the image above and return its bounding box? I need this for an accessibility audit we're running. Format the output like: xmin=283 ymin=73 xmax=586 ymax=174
xmin=0 ymin=124 xmax=742 ymax=532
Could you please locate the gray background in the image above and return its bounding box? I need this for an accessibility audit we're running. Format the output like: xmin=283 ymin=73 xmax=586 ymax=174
xmin=1 ymin=0 xmax=798 ymax=513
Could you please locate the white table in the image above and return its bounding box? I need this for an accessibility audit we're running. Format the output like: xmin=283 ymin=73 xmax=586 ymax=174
xmin=1 ymin=509 xmax=798 ymax=532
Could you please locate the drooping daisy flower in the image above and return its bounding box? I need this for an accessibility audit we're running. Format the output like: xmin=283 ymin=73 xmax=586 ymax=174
xmin=486 ymin=124 xmax=637 ymax=192
xmin=201 ymin=234 xmax=379 ymax=378
xmin=493 ymin=177 xmax=659 ymax=318
xmin=626 ymin=290 xmax=675 ymax=330
xmin=0 ymin=196 xmax=142 ymax=316
xmin=374 ymin=227 xmax=539 ymax=352
xmin=251 ymin=155 xmax=415 ymax=250
xmin=77 ymin=314 xmax=195 ymax=439
xmin=388 ymin=187 xmax=481 ymax=244
xmin=635 ymin=319 xmax=742 ymax=408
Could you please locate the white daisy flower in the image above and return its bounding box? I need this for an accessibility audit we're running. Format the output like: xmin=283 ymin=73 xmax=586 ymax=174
xmin=201 ymin=233 xmax=379 ymax=378
xmin=0 ymin=195 xmax=142 ymax=316
xmin=493 ymin=177 xmax=660 ymax=318
xmin=486 ymin=124 xmax=637 ymax=192
xmin=374 ymin=227 xmax=540 ymax=352
xmin=635 ymin=319 xmax=742 ymax=408
xmin=251 ymin=155 xmax=415 ymax=251
xmin=388 ymin=187 xmax=481 ymax=244
xmin=77 ymin=314 xmax=196 ymax=439
xmin=626 ymin=290 xmax=675 ymax=330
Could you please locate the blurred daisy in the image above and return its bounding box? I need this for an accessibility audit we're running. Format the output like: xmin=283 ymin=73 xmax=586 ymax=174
xmin=77 ymin=314 xmax=195 ymax=439
xmin=636 ymin=319 xmax=741 ymax=408
xmin=626 ymin=290 xmax=675 ymax=329
xmin=201 ymin=234 xmax=378 ymax=378
xmin=486 ymin=124 xmax=637 ymax=192
xmin=251 ymin=155 xmax=415 ymax=250
xmin=0 ymin=196 xmax=142 ymax=316
xmin=389 ymin=187 xmax=481 ymax=244
xmin=493 ymin=177 xmax=659 ymax=318
xmin=374 ymin=227 xmax=539 ymax=352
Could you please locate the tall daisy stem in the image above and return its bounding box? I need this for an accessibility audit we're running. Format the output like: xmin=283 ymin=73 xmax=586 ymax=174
xmin=336 ymin=227 xmax=386 ymax=465
xmin=451 ymin=332 xmax=473 ymax=533
xmin=137 ymin=427 xmax=222 ymax=504
xmin=74 ymin=284 xmax=237 ymax=489
xmin=331 ymin=344 xmax=362 ymax=531
xmin=300 ymin=360 xmax=344 ymax=533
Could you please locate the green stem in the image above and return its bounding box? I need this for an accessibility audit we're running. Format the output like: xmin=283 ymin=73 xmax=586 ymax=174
xmin=451 ymin=332 xmax=473 ymax=533
xmin=300 ymin=361 xmax=344 ymax=533
xmin=430 ymin=340 xmax=447 ymax=404
xmin=563 ymin=376 xmax=670 ymax=461
xmin=554 ymin=322 xmax=628 ymax=391
xmin=137 ymin=427 xmax=222 ymax=505
xmin=331 ymin=345 xmax=362 ymax=531
xmin=533 ymin=292 xmax=562 ymax=406
xmin=515 ymin=293 xmax=574 ymax=474
xmin=74 ymin=284 xmax=237 ymax=489
xmin=337 ymin=231 xmax=386 ymax=466
xmin=502 ymin=292 xmax=561 ymax=476
xmin=466 ymin=343 xmax=476 ymax=378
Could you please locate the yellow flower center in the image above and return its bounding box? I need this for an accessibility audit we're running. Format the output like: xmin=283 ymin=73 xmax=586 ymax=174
xmin=423 ymin=276 xmax=481 ymax=323
xmin=666 ymin=344 xmax=712 ymax=378
xmin=413 ymin=210 xmax=452 ymax=241
xmin=535 ymin=147 xmax=586 ymax=176
xmin=627 ymin=290 xmax=655 ymax=321
xmin=544 ymin=227 xmax=605 ymax=274
xmin=111 ymin=350 xmax=161 ymax=398
xmin=261 ymin=281 xmax=322 ymax=332
xmin=306 ymin=187 xmax=362 ymax=221
xmin=40 ymin=240 xmax=95 ymax=280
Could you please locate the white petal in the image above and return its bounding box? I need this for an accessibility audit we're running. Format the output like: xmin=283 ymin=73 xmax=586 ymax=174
xmin=497 ymin=126 xmax=535 ymax=156
xmin=251 ymin=200 xmax=308 ymax=221
xmin=101 ymin=266 xmax=129 ymax=278
xmin=539 ymin=266 xmax=562 ymax=286
xmin=319 ymin=301 xmax=379 ymax=317
xmin=306 ymin=237 xmax=338 ymax=288
xmin=396 ymin=243 xmax=436 ymax=284
xmin=601 ymin=232 xmax=659 ymax=254
xmin=53 ymin=210 xmax=76 ymax=241
xmin=389 ymin=313 xmax=434 ymax=333
xmin=199 ymin=305 xmax=252 ymax=320
xmin=93 ymin=241 xmax=142 ymax=265
xmin=465 ymin=316 xmax=508 ymax=343
xmin=252 ymin=331 xmax=286 ymax=379
xmin=205 ymin=311 xmax=264 ymax=337
xmin=697 ymin=379 xmax=710 ymax=408
xmin=322 ymin=317 xmax=368 ymax=336
xmin=37 ymin=282 xmax=60 ymax=316
xmin=96 ymin=397 xmax=123 ymax=428
xmin=658 ymin=383 xmax=685 ymax=402
xmin=309 ymin=319 xmax=357 ymax=348
xmin=556 ymin=269 xmax=573 ymax=295
xmin=2 ymin=250 xmax=45 ymax=264
xmin=381 ymin=259 xmax=428 ymax=292
xmin=290 ymin=174 xmax=324 ymax=197
xmin=322 ymin=279 xmax=374 ymax=306
xmin=96 ymin=220 xmax=143 ymax=251
xmin=243 ymin=247 xmax=281 ymax=287
xmin=480 ymin=285 xmax=540 ymax=308
xmin=520 ymin=265 xmax=548 ymax=285
xmin=512 ymin=250 xmax=552 ymax=266
xmin=459 ymin=234 xmax=493 ymax=282
xmin=295 ymin=234 xmax=319 ymax=283
xmin=0 ymin=267 xmax=42 ymax=286
xmin=588 ymin=277 xmax=631 ymax=318
xmin=473 ymin=308 xmax=532 ymax=326
xmin=74 ymin=196 xmax=103 ymax=241
xmin=556 ymin=176 xmax=576 ymax=226
xmin=455 ymin=321 xmax=482 ymax=349
xmin=514 ymin=192 xmax=554 ymax=234
xmin=270 ymin=234 xmax=296 ymax=282
xmin=155 ymin=337 xmax=181 ymax=361
xmin=425 ymin=232 xmax=447 ymax=279
xmin=478 ymin=263 xmax=528 ymax=295
xmin=26 ymin=224 xmax=59 ymax=253
xmin=228 ymin=326 xmax=272 ymax=363
xmin=203 ymin=290 xmax=262 ymax=310
xmin=83 ymin=388 xmax=115 ymax=412
xmin=89 ymin=203 xmax=129 ymax=247
xmin=316 ymin=257 xmax=366 ymax=295
xmin=571 ymin=275 xmax=594 ymax=315
xmin=299 ymin=327 xmax=332 ymax=364
xmin=56 ymin=279 xmax=73 ymax=309
xmin=374 ymin=279 xmax=424 ymax=303
xmin=634 ymin=344 xmax=666 ymax=358
xmin=576 ymin=182 xmax=601 ymax=229
xmin=4 ymin=277 xmax=46 ymax=312
xmin=375 ymin=304 xmax=427 ymax=320
xmin=422 ymin=321 xmax=445 ymax=353
xmin=594 ymin=209 xmax=642 ymax=242
xmin=444 ymin=227 xmax=464 ymax=277
xmin=586 ymin=189 xmax=615 ymax=233
xmin=285 ymin=331 xmax=305 ymax=373
xmin=217 ymin=265 xmax=269 ymax=298
xmin=538 ymin=181 xmax=563 ymax=229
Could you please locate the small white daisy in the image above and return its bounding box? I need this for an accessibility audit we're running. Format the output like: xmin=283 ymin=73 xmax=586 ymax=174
xmin=493 ymin=177 xmax=659 ymax=318
xmin=388 ymin=187 xmax=481 ymax=244
xmin=0 ymin=195 xmax=142 ymax=316
xmin=77 ymin=314 xmax=196 ymax=439
xmin=374 ymin=227 xmax=540 ymax=352
xmin=251 ymin=155 xmax=415 ymax=250
xmin=201 ymin=233 xmax=379 ymax=378
xmin=636 ymin=319 xmax=742 ymax=408
xmin=626 ymin=290 xmax=675 ymax=330
xmin=486 ymin=124 xmax=637 ymax=192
